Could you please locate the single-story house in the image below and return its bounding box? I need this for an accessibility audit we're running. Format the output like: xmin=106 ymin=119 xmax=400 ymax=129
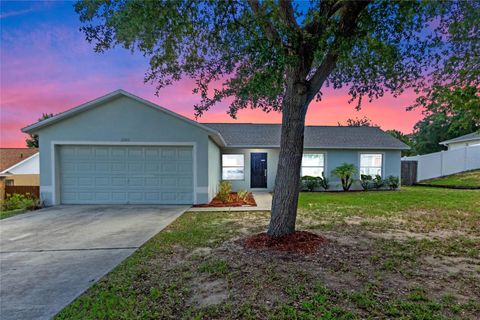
xmin=440 ymin=132 xmax=480 ymax=150
xmin=0 ymin=148 xmax=39 ymax=200
xmin=22 ymin=90 xmax=409 ymax=206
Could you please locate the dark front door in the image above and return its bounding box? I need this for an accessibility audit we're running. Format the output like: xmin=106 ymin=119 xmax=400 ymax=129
xmin=251 ymin=153 xmax=267 ymax=188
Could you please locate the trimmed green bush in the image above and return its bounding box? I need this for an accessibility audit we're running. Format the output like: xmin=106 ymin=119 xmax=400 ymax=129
xmin=360 ymin=174 xmax=373 ymax=190
xmin=386 ymin=176 xmax=400 ymax=190
xmin=301 ymin=176 xmax=319 ymax=192
xmin=373 ymin=175 xmax=384 ymax=190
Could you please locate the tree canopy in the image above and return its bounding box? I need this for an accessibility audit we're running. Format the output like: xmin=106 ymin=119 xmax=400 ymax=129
xmin=75 ymin=0 xmax=453 ymax=117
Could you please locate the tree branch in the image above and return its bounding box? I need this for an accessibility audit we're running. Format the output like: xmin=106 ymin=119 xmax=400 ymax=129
xmin=279 ymin=0 xmax=300 ymax=32
xmin=247 ymin=0 xmax=282 ymax=46
xmin=306 ymin=1 xmax=370 ymax=102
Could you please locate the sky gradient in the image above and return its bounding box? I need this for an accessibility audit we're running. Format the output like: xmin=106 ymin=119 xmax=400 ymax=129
xmin=1 ymin=1 xmax=423 ymax=148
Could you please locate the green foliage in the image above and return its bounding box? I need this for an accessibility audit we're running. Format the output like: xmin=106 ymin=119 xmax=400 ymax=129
xmin=237 ymin=189 xmax=249 ymax=201
xmin=318 ymin=172 xmax=329 ymax=191
xmin=217 ymin=181 xmax=231 ymax=203
xmin=301 ymin=176 xmax=319 ymax=192
xmin=1 ymin=193 xmax=38 ymax=211
xmin=373 ymin=175 xmax=384 ymax=190
xmin=339 ymin=116 xmax=377 ymax=127
xmin=25 ymin=113 xmax=54 ymax=148
xmin=386 ymin=130 xmax=414 ymax=156
xmin=332 ymin=163 xmax=357 ymax=191
xmin=360 ymin=174 xmax=373 ymax=191
xmin=385 ymin=176 xmax=400 ymax=190
xmin=73 ymin=1 xmax=463 ymax=117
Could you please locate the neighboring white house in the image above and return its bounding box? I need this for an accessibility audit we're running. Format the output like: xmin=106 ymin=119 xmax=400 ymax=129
xmin=440 ymin=132 xmax=480 ymax=150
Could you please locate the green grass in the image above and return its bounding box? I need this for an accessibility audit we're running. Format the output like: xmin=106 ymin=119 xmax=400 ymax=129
xmin=56 ymin=187 xmax=480 ymax=319
xmin=420 ymin=170 xmax=480 ymax=187
xmin=0 ymin=208 xmax=28 ymax=220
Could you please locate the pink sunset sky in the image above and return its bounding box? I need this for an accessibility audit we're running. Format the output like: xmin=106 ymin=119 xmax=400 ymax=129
xmin=0 ymin=1 xmax=423 ymax=148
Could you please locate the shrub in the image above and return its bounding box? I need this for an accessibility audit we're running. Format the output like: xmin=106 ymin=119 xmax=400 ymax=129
xmin=332 ymin=163 xmax=357 ymax=191
xmin=318 ymin=172 xmax=329 ymax=190
xmin=237 ymin=189 xmax=249 ymax=201
xmin=373 ymin=175 xmax=384 ymax=190
xmin=1 ymin=193 xmax=37 ymax=211
xmin=386 ymin=176 xmax=400 ymax=190
xmin=301 ymin=175 xmax=320 ymax=192
xmin=217 ymin=181 xmax=232 ymax=203
xmin=360 ymin=174 xmax=372 ymax=190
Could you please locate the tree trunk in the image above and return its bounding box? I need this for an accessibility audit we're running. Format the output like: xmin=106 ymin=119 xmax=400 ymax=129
xmin=268 ymin=82 xmax=309 ymax=237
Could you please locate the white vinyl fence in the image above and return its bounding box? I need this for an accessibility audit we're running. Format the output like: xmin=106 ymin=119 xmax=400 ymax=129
xmin=402 ymin=145 xmax=480 ymax=181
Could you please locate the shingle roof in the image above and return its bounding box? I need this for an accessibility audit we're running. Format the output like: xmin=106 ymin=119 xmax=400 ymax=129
xmin=203 ymin=123 xmax=409 ymax=149
xmin=440 ymin=132 xmax=480 ymax=145
xmin=0 ymin=148 xmax=38 ymax=172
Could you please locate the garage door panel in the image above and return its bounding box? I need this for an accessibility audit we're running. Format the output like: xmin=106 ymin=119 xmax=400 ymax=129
xmin=59 ymin=146 xmax=194 ymax=204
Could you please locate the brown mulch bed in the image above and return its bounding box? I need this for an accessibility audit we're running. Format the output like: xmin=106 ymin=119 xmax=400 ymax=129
xmin=241 ymin=231 xmax=327 ymax=254
xmin=193 ymin=192 xmax=257 ymax=207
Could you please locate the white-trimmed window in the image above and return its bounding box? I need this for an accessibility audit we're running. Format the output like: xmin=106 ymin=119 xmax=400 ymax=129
xmin=360 ymin=153 xmax=383 ymax=176
xmin=222 ymin=154 xmax=245 ymax=180
xmin=301 ymin=153 xmax=325 ymax=177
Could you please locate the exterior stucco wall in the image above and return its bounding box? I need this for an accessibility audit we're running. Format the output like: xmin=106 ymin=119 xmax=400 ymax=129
xmin=35 ymin=96 xmax=212 ymax=205
xmin=447 ymin=140 xmax=480 ymax=150
xmin=207 ymin=138 xmax=221 ymax=201
xmin=219 ymin=148 xmax=402 ymax=191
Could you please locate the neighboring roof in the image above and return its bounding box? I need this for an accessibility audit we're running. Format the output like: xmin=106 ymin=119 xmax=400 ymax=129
xmin=0 ymin=148 xmax=38 ymax=172
xmin=0 ymin=153 xmax=39 ymax=175
xmin=439 ymin=132 xmax=480 ymax=146
xmin=21 ymin=90 xmax=226 ymax=147
xmin=203 ymin=123 xmax=410 ymax=150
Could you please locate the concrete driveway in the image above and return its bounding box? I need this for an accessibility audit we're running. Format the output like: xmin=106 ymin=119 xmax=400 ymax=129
xmin=0 ymin=205 xmax=188 ymax=320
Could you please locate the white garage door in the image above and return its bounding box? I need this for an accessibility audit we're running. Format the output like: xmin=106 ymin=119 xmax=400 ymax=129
xmin=59 ymin=145 xmax=194 ymax=204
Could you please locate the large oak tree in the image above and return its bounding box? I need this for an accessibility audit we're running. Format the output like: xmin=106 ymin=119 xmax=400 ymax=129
xmin=75 ymin=0 xmax=477 ymax=237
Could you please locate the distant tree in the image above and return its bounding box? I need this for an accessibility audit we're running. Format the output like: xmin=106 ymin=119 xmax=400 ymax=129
xmin=26 ymin=113 xmax=54 ymax=148
xmin=339 ymin=116 xmax=377 ymax=127
xmin=407 ymin=0 xmax=479 ymax=153
xmin=385 ymin=130 xmax=414 ymax=156
xmin=410 ymin=111 xmax=477 ymax=155
xmin=75 ymin=0 xmax=478 ymax=237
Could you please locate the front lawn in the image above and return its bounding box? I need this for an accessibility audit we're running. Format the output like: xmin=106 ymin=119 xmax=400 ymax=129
xmin=420 ymin=170 xmax=480 ymax=188
xmin=56 ymin=187 xmax=480 ymax=319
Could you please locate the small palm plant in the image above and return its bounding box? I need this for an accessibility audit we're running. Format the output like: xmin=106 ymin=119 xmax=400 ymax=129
xmin=332 ymin=163 xmax=357 ymax=191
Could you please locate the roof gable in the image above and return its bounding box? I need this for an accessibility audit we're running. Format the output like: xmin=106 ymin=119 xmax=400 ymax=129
xmin=1 ymin=153 xmax=39 ymax=175
xmin=0 ymin=148 xmax=38 ymax=172
xmin=21 ymin=90 xmax=226 ymax=146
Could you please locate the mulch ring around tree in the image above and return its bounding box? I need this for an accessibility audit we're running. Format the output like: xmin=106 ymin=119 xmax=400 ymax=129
xmin=241 ymin=231 xmax=327 ymax=255
xmin=193 ymin=192 xmax=257 ymax=207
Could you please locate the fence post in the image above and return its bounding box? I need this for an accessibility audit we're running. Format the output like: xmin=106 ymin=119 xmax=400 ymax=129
xmin=440 ymin=151 xmax=444 ymax=176
xmin=464 ymin=146 xmax=468 ymax=171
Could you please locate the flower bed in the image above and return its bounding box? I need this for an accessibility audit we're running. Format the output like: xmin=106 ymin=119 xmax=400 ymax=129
xmin=193 ymin=192 xmax=257 ymax=207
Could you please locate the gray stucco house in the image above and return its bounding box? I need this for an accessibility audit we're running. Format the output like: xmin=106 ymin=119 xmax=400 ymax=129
xmin=22 ymin=90 xmax=409 ymax=206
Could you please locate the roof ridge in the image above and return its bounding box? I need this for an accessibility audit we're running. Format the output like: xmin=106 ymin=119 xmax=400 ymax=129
xmin=203 ymin=122 xmax=382 ymax=128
